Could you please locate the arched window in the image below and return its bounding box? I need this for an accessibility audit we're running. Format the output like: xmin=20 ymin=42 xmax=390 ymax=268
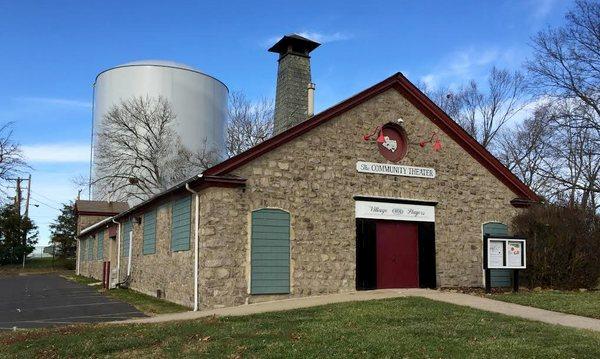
xmin=251 ymin=209 xmax=290 ymax=294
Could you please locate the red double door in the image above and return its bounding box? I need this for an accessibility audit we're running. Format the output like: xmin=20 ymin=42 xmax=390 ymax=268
xmin=376 ymin=221 xmax=419 ymax=288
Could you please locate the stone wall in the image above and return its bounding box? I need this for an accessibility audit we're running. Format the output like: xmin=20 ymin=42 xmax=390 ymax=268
xmin=197 ymin=88 xmax=520 ymax=309
xmin=77 ymin=230 xmax=111 ymax=280
xmin=116 ymin=197 xmax=195 ymax=308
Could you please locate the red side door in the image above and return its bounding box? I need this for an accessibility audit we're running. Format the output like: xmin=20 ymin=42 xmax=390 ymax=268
xmin=376 ymin=221 xmax=419 ymax=288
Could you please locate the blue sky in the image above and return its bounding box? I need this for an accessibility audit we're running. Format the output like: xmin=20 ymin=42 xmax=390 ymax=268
xmin=0 ymin=0 xmax=573 ymax=245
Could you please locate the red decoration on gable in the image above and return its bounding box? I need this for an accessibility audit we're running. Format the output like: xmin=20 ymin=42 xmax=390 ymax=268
xmin=419 ymin=132 xmax=442 ymax=152
xmin=364 ymin=123 xmax=408 ymax=162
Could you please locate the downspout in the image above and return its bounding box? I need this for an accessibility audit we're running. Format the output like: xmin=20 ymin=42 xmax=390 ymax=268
xmin=76 ymin=238 xmax=80 ymax=275
xmin=112 ymin=218 xmax=121 ymax=286
xmin=127 ymin=229 xmax=132 ymax=277
xmin=185 ymin=182 xmax=200 ymax=311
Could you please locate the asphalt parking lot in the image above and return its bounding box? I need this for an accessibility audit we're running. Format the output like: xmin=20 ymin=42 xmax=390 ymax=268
xmin=0 ymin=273 xmax=145 ymax=329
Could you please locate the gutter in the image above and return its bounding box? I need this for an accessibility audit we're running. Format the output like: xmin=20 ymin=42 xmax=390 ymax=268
xmin=111 ymin=174 xmax=246 ymax=223
xmin=185 ymin=177 xmax=201 ymax=312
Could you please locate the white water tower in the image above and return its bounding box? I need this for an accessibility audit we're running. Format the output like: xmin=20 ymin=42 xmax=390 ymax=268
xmin=90 ymin=60 xmax=228 ymax=201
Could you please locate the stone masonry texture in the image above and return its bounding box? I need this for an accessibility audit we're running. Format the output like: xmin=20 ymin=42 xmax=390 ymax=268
xmin=196 ymin=88 xmax=520 ymax=309
xmin=78 ymin=195 xmax=195 ymax=308
xmin=79 ymin=87 xmax=523 ymax=311
xmin=273 ymin=53 xmax=311 ymax=134
xmin=120 ymin=200 xmax=195 ymax=307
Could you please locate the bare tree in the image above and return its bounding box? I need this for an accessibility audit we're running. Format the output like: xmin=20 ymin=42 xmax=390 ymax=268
xmin=498 ymin=105 xmax=555 ymax=197
xmin=457 ymin=67 xmax=527 ymax=149
xmin=527 ymin=0 xmax=600 ymax=134
xmin=541 ymin=101 xmax=600 ymax=209
xmin=225 ymin=91 xmax=274 ymax=158
xmin=525 ymin=0 xmax=600 ymax=209
xmin=94 ymin=96 xmax=219 ymax=202
xmin=419 ymin=83 xmax=464 ymax=120
xmin=0 ymin=122 xmax=27 ymax=198
xmin=420 ymin=67 xmax=527 ymax=150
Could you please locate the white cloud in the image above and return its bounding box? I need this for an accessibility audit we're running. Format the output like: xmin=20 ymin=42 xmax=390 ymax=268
xmin=263 ymin=31 xmax=352 ymax=48
xmin=529 ymin=0 xmax=558 ymax=19
xmin=296 ymin=31 xmax=352 ymax=43
xmin=419 ymin=46 xmax=519 ymax=90
xmin=22 ymin=143 xmax=90 ymax=163
xmin=14 ymin=97 xmax=91 ymax=109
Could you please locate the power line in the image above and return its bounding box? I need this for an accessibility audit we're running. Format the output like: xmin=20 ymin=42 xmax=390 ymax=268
xmin=30 ymin=190 xmax=64 ymax=206
xmin=29 ymin=197 xmax=61 ymax=211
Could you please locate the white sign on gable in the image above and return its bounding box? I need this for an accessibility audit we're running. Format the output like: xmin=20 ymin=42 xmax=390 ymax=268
xmin=355 ymin=200 xmax=435 ymax=222
xmin=356 ymin=161 xmax=436 ymax=179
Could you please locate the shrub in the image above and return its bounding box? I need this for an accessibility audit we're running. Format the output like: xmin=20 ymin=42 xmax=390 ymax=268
xmin=512 ymin=204 xmax=600 ymax=289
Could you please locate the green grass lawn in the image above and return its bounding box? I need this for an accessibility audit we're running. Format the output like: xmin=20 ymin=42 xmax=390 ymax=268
xmin=63 ymin=275 xmax=188 ymax=315
xmin=0 ymin=257 xmax=75 ymax=275
xmin=1 ymin=297 xmax=599 ymax=358
xmin=104 ymin=288 xmax=188 ymax=315
xmin=492 ymin=290 xmax=600 ymax=319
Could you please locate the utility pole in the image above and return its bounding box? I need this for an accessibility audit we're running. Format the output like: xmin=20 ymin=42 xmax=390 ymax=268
xmin=7 ymin=176 xmax=32 ymax=268
xmin=13 ymin=177 xmax=26 ymax=268
xmin=23 ymin=174 xmax=32 ymax=268
xmin=14 ymin=177 xmax=21 ymax=215
xmin=24 ymin=174 xmax=31 ymax=218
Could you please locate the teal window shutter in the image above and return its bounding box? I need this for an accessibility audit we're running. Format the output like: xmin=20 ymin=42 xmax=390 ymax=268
xmin=251 ymin=209 xmax=290 ymax=294
xmin=81 ymin=238 xmax=86 ymax=261
xmin=87 ymin=236 xmax=93 ymax=261
xmin=143 ymin=210 xmax=157 ymax=254
xmin=171 ymin=196 xmax=191 ymax=252
xmin=97 ymin=230 xmax=104 ymax=260
xmin=122 ymin=220 xmax=132 ymax=257
xmin=483 ymin=222 xmax=512 ymax=287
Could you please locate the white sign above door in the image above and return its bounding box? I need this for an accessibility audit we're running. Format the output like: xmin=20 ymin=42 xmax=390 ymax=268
xmin=355 ymin=200 xmax=435 ymax=222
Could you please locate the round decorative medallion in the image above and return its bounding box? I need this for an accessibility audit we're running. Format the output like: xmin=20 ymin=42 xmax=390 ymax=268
xmin=377 ymin=123 xmax=407 ymax=162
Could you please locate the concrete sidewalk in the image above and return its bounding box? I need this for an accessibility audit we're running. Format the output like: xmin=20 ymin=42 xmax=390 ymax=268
xmin=417 ymin=291 xmax=600 ymax=332
xmin=117 ymin=289 xmax=600 ymax=332
xmin=117 ymin=289 xmax=419 ymax=324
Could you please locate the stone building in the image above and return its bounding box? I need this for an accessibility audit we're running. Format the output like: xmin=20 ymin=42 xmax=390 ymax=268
xmin=76 ymin=35 xmax=537 ymax=310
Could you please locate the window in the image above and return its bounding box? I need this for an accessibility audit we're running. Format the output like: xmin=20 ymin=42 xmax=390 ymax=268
xmin=122 ymin=220 xmax=132 ymax=257
xmin=171 ymin=196 xmax=191 ymax=252
xmin=250 ymin=209 xmax=290 ymax=294
xmin=97 ymin=230 xmax=104 ymax=260
xmin=143 ymin=210 xmax=157 ymax=254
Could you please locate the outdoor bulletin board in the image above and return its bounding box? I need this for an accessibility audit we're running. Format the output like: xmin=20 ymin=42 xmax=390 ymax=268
xmin=484 ymin=236 xmax=526 ymax=270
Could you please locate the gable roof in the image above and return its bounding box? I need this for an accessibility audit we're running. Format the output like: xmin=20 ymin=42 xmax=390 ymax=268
xmin=204 ymin=72 xmax=538 ymax=202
